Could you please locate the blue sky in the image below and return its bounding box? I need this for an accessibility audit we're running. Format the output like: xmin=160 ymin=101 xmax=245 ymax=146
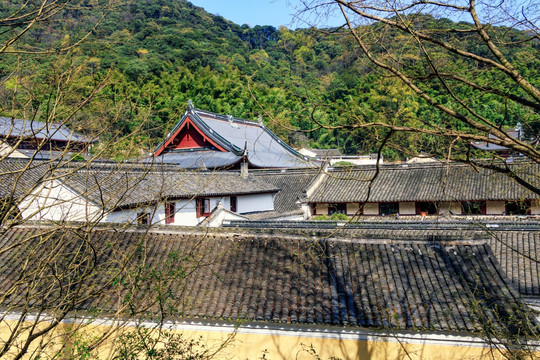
xmin=189 ymin=0 xmax=538 ymax=29
xmin=189 ymin=0 xmax=342 ymax=29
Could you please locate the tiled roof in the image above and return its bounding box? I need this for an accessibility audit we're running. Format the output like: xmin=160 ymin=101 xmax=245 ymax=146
xmin=486 ymin=230 xmax=539 ymax=297
xmin=0 ymin=158 xmax=52 ymax=199
xmin=360 ymin=227 xmax=540 ymax=298
xmin=0 ymin=117 xmax=94 ymax=143
xmin=310 ymin=162 xmax=540 ymax=203
xmin=472 ymin=131 xmax=522 ymax=151
xmin=276 ymin=225 xmax=540 ymax=298
xmin=0 ymin=226 xmax=534 ymax=334
xmin=154 ymin=108 xmax=315 ymax=169
xmin=148 ymin=150 xmax=241 ymax=169
xmin=252 ymin=169 xmax=320 ymax=213
xmin=57 ymin=168 xmax=280 ymax=209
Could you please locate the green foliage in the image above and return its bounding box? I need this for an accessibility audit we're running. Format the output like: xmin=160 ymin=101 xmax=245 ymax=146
xmin=312 ymin=213 xmax=349 ymax=220
xmin=332 ymin=161 xmax=354 ymax=167
xmin=330 ymin=213 xmax=349 ymax=220
xmin=113 ymin=328 xmax=207 ymax=360
xmin=1 ymin=1 xmax=538 ymax=160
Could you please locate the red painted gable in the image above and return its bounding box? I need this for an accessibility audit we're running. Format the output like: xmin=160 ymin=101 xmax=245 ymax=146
xmin=154 ymin=116 xmax=226 ymax=156
xmin=171 ymin=125 xmax=208 ymax=149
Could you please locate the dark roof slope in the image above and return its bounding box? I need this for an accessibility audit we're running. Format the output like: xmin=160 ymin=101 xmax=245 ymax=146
xmin=355 ymin=227 xmax=540 ymax=298
xmin=0 ymin=226 xmax=534 ymax=334
xmin=252 ymin=169 xmax=319 ymax=213
xmin=472 ymin=131 xmax=522 ymax=151
xmin=486 ymin=230 xmax=539 ymax=297
xmin=238 ymin=226 xmax=540 ymax=297
xmin=310 ymin=162 xmax=540 ymax=203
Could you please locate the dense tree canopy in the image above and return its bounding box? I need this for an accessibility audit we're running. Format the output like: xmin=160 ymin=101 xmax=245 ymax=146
xmin=0 ymin=0 xmax=538 ymax=161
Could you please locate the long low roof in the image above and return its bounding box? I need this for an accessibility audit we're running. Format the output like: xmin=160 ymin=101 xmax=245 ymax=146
xmin=57 ymin=167 xmax=279 ymax=210
xmin=0 ymin=159 xmax=280 ymax=210
xmin=320 ymin=226 xmax=540 ymax=298
xmin=310 ymin=162 xmax=540 ymax=203
xmin=1 ymin=226 xmax=534 ymax=335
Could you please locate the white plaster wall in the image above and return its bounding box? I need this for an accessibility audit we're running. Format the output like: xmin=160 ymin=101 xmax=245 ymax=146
xmin=347 ymin=203 xmax=359 ymax=215
xmin=399 ymin=202 xmax=416 ymax=215
xmin=299 ymin=148 xmax=317 ymax=157
xmin=103 ymin=209 xmax=138 ymax=224
xmin=439 ymin=201 xmax=462 ymax=215
xmin=302 ymin=203 xmax=311 ymax=219
xmin=236 ymin=193 xmax=274 ymax=214
xmin=174 ymin=199 xmax=199 ymax=225
xmin=531 ymin=200 xmax=540 ymax=215
xmin=314 ymin=203 xmax=328 ymax=216
xmin=19 ymin=179 xmax=102 ymax=222
xmin=105 ymin=200 xmax=202 ymax=226
xmin=103 ymin=194 xmax=275 ymax=226
xmin=486 ymin=200 xmax=506 ymax=215
xmin=363 ymin=203 xmax=379 ymax=215
xmin=104 ymin=204 xmax=166 ymax=225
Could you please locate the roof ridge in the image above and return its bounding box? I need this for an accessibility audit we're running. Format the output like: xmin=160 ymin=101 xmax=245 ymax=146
xmin=193 ymin=108 xmax=260 ymax=125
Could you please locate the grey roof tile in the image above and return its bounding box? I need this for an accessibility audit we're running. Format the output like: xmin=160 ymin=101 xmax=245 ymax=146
xmin=154 ymin=108 xmax=315 ymax=169
xmin=0 ymin=117 xmax=94 ymax=143
xmin=310 ymin=162 xmax=540 ymax=203
xmin=147 ymin=150 xmax=241 ymax=169
xmin=315 ymin=226 xmax=540 ymax=298
xmin=1 ymin=225 xmax=536 ymax=334
xmin=252 ymin=169 xmax=320 ymax=213
xmin=55 ymin=167 xmax=279 ymax=209
xmin=0 ymin=158 xmax=52 ymax=199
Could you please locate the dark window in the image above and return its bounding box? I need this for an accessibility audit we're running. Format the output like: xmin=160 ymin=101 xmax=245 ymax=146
xmin=196 ymin=198 xmax=211 ymax=217
xmin=137 ymin=212 xmax=150 ymax=225
xmin=380 ymin=202 xmax=399 ymax=216
xmin=328 ymin=203 xmax=346 ymax=215
xmin=461 ymin=201 xmax=486 ymax=215
xmin=165 ymin=202 xmax=175 ymax=224
xmin=506 ymin=200 xmax=530 ymax=215
xmin=230 ymin=196 xmax=237 ymax=212
xmin=416 ymin=202 xmax=438 ymax=215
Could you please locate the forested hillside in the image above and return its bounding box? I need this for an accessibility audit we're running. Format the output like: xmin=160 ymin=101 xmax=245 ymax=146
xmin=1 ymin=0 xmax=538 ymax=160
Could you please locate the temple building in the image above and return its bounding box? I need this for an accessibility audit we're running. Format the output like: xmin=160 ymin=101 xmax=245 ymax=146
xmin=149 ymin=104 xmax=313 ymax=169
xmin=0 ymin=117 xmax=95 ymax=160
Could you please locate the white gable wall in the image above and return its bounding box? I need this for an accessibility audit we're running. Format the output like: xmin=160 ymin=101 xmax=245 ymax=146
xmin=236 ymin=193 xmax=274 ymax=214
xmin=19 ymin=179 xmax=102 ymax=222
